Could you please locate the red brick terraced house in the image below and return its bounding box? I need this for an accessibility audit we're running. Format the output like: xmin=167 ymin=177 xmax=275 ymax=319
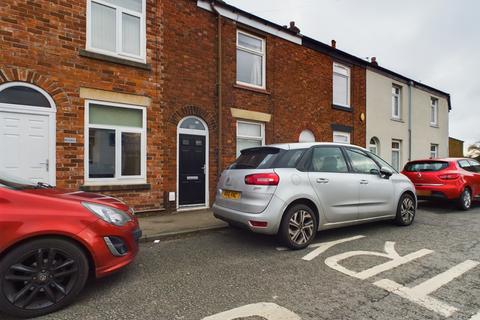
xmin=0 ymin=0 xmax=368 ymax=213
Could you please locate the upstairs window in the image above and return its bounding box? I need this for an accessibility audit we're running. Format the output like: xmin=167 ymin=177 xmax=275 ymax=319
xmin=236 ymin=31 xmax=266 ymax=89
xmin=392 ymin=85 xmax=401 ymax=119
xmin=333 ymin=63 xmax=350 ymax=107
xmin=87 ymin=0 xmax=146 ymax=62
xmin=430 ymin=97 xmax=438 ymax=126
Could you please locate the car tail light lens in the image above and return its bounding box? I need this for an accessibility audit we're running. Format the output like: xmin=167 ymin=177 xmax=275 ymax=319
xmin=438 ymin=174 xmax=460 ymax=180
xmin=245 ymin=173 xmax=280 ymax=185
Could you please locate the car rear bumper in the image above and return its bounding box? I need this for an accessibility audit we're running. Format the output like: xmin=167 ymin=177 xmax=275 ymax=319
xmin=415 ymin=184 xmax=462 ymax=200
xmin=77 ymin=218 xmax=141 ymax=278
xmin=212 ymin=195 xmax=286 ymax=235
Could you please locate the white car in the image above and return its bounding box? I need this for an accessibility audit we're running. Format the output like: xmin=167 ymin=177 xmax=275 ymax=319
xmin=213 ymin=143 xmax=416 ymax=249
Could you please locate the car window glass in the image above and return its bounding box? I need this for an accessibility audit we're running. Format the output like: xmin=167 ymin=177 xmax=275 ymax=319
xmin=458 ymin=160 xmax=475 ymax=172
xmin=274 ymin=149 xmax=306 ymax=168
xmin=404 ymin=161 xmax=448 ymax=172
xmin=467 ymin=159 xmax=480 ymax=173
xmin=229 ymin=148 xmax=280 ymax=169
xmin=346 ymin=148 xmax=380 ymax=174
xmin=368 ymin=151 xmax=398 ymax=173
xmin=310 ymin=147 xmax=348 ymax=173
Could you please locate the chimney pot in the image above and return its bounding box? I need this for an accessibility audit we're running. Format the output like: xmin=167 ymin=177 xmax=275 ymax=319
xmin=287 ymin=21 xmax=301 ymax=34
xmin=331 ymin=40 xmax=336 ymax=48
xmin=371 ymin=56 xmax=378 ymax=66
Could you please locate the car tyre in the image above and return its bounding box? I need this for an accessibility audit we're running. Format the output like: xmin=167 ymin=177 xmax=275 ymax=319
xmin=278 ymin=204 xmax=318 ymax=250
xmin=0 ymin=238 xmax=89 ymax=318
xmin=458 ymin=188 xmax=472 ymax=211
xmin=394 ymin=193 xmax=416 ymax=226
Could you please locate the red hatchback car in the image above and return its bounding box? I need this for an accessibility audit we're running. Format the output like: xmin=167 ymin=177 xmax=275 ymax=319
xmin=0 ymin=173 xmax=141 ymax=318
xmin=402 ymin=158 xmax=480 ymax=210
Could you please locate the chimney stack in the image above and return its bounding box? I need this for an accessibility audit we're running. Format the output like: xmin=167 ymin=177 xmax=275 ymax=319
xmin=331 ymin=40 xmax=336 ymax=48
xmin=371 ymin=57 xmax=378 ymax=66
xmin=288 ymin=21 xmax=301 ymax=34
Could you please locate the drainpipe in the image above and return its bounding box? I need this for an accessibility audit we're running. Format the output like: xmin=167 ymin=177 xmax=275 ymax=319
xmin=408 ymin=80 xmax=414 ymax=161
xmin=210 ymin=1 xmax=223 ymax=178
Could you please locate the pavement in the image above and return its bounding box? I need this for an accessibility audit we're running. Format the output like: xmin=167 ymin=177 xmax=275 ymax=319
xmin=7 ymin=201 xmax=478 ymax=320
xmin=138 ymin=209 xmax=228 ymax=241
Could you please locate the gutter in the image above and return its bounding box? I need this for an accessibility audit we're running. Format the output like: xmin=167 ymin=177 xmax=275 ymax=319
xmin=408 ymin=80 xmax=414 ymax=161
xmin=210 ymin=2 xmax=223 ymax=178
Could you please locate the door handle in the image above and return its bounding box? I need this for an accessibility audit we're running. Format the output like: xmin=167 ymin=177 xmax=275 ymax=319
xmin=360 ymin=179 xmax=369 ymax=185
xmin=316 ymin=178 xmax=329 ymax=184
xmin=39 ymin=159 xmax=49 ymax=172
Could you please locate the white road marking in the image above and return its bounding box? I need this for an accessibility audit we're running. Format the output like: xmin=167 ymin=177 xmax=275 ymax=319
xmin=324 ymin=241 xmax=433 ymax=280
xmin=470 ymin=311 xmax=480 ymax=320
xmin=374 ymin=260 xmax=480 ymax=318
xmin=202 ymin=302 xmax=301 ymax=320
xmin=301 ymin=235 xmax=366 ymax=261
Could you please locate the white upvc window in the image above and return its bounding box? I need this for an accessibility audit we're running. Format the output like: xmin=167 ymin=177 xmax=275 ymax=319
xmin=392 ymin=85 xmax=401 ymax=119
xmin=430 ymin=144 xmax=439 ymax=159
xmin=333 ymin=131 xmax=351 ymax=144
xmin=236 ymin=121 xmax=265 ymax=157
xmin=85 ymin=100 xmax=147 ymax=185
xmin=430 ymin=97 xmax=439 ymax=126
xmin=369 ymin=137 xmax=380 ymax=155
xmin=86 ymin=0 xmax=146 ymax=62
xmin=391 ymin=140 xmax=401 ymax=171
xmin=333 ymin=63 xmax=351 ymax=108
xmin=236 ymin=30 xmax=266 ymax=89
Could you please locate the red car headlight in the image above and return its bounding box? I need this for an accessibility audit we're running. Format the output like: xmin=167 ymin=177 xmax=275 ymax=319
xmin=82 ymin=202 xmax=132 ymax=227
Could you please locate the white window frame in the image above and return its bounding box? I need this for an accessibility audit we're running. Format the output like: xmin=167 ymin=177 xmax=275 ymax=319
xmin=369 ymin=137 xmax=380 ymax=155
xmin=392 ymin=85 xmax=401 ymax=119
xmin=333 ymin=131 xmax=351 ymax=144
xmin=430 ymin=97 xmax=439 ymax=126
xmin=333 ymin=63 xmax=351 ymax=108
xmin=391 ymin=140 xmax=401 ymax=171
xmin=236 ymin=120 xmax=265 ymax=157
xmin=236 ymin=30 xmax=266 ymax=90
xmin=430 ymin=144 xmax=439 ymax=159
xmin=86 ymin=0 xmax=147 ymax=63
xmin=84 ymin=100 xmax=147 ymax=185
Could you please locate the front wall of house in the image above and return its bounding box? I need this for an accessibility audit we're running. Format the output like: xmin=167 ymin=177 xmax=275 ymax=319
xmin=366 ymin=69 xmax=449 ymax=169
xmin=0 ymin=0 xmax=164 ymax=210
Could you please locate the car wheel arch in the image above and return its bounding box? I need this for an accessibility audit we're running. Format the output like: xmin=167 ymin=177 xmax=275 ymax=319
xmin=0 ymin=234 xmax=96 ymax=278
xmin=282 ymin=198 xmax=320 ymax=228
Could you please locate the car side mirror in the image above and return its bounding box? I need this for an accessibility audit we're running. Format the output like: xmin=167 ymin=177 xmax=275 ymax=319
xmin=380 ymin=167 xmax=394 ymax=179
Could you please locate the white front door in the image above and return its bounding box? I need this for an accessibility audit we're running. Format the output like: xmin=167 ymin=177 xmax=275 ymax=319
xmin=0 ymin=111 xmax=51 ymax=184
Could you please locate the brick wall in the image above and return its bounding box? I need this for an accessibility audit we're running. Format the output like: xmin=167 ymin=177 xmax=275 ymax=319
xmin=0 ymin=0 xmax=164 ymax=210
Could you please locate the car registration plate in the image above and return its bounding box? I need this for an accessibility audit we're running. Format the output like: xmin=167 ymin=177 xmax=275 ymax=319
xmin=222 ymin=190 xmax=241 ymax=200
xmin=416 ymin=190 xmax=432 ymax=196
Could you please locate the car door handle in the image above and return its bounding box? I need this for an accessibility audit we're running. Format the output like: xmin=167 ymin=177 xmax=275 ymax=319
xmin=360 ymin=179 xmax=369 ymax=185
xmin=316 ymin=178 xmax=329 ymax=184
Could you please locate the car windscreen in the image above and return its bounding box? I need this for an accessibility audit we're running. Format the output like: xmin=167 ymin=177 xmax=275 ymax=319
xmin=229 ymin=147 xmax=281 ymax=169
xmin=404 ymin=161 xmax=449 ymax=172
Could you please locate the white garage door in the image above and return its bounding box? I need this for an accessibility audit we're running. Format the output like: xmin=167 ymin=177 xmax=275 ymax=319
xmin=0 ymin=111 xmax=51 ymax=184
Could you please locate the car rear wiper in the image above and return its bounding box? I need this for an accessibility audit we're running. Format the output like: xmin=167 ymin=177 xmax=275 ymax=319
xmin=36 ymin=182 xmax=54 ymax=189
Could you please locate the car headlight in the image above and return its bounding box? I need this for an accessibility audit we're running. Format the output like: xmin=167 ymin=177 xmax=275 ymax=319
xmin=82 ymin=202 xmax=132 ymax=226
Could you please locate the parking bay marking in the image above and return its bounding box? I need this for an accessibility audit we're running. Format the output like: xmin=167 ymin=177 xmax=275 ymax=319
xmin=470 ymin=311 xmax=480 ymax=320
xmin=202 ymin=302 xmax=301 ymax=320
xmin=374 ymin=259 xmax=480 ymax=318
xmin=301 ymin=235 xmax=366 ymax=261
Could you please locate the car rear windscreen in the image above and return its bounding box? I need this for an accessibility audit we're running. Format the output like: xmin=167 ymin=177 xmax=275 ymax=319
xmin=229 ymin=148 xmax=281 ymax=169
xmin=404 ymin=161 xmax=449 ymax=172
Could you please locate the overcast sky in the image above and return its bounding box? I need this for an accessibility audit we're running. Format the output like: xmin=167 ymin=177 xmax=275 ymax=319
xmin=228 ymin=0 xmax=480 ymax=151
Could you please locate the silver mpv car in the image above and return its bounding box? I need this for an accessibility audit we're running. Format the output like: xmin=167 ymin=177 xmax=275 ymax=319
xmin=213 ymin=143 xmax=416 ymax=249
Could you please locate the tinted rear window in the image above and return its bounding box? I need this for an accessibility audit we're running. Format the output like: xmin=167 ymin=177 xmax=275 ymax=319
xmin=274 ymin=149 xmax=306 ymax=168
xmin=404 ymin=161 xmax=449 ymax=172
xmin=229 ymin=148 xmax=280 ymax=169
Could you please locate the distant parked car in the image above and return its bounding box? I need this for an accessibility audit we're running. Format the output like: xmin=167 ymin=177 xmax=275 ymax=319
xmin=213 ymin=143 xmax=416 ymax=250
xmin=402 ymin=158 xmax=480 ymax=210
xmin=0 ymin=172 xmax=141 ymax=318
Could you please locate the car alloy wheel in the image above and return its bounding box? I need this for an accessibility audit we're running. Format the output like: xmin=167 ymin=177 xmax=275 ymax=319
xmin=400 ymin=196 xmax=415 ymax=224
xmin=288 ymin=209 xmax=315 ymax=246
xmin=2 ymin=248 xmax=79 ymax=311
xmin=463 ymin=190 xmax=472 ymax=209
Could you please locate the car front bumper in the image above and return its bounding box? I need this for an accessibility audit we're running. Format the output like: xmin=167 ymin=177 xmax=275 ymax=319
xmin=212 ymin=195 xmax=285 ymax=235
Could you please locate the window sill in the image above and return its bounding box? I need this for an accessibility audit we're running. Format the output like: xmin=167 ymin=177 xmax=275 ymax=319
xmin=233 ymin=83 xmax=271 ymax=95
xmin=332 ymin=104 xmax=353 ymax=112
xmin=391 ymin=118 xmax=405 ymax=123
xmin=79 ymin=49 xmax=151 ymax=71
xmin=80 ymin=183 xmax=151 ymax=192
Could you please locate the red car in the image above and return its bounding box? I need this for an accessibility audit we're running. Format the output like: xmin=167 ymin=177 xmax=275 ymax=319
xmin=0 ymin=173 xmax=141 ymax=318
xmin=402 ymin=158 xmax=480 ymax=210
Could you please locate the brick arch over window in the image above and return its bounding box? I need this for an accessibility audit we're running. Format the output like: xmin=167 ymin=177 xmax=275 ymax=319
xmin=0 ymin=67 xmax=71 ymax=109
xmin=168 ymin=106 xmax=217 ymax=131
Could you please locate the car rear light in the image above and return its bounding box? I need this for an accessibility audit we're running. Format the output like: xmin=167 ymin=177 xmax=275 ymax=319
xmin=438 ymin=174 xmax=460 ymax=180
xmin=249 ymin=220 xmax=268 ymax=228
xmin=244 ymin=173 xmax=280 ymax=185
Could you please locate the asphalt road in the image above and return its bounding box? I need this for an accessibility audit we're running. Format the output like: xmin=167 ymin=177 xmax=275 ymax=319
xmin=2 ymin=202 xmax=480 ymax=320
